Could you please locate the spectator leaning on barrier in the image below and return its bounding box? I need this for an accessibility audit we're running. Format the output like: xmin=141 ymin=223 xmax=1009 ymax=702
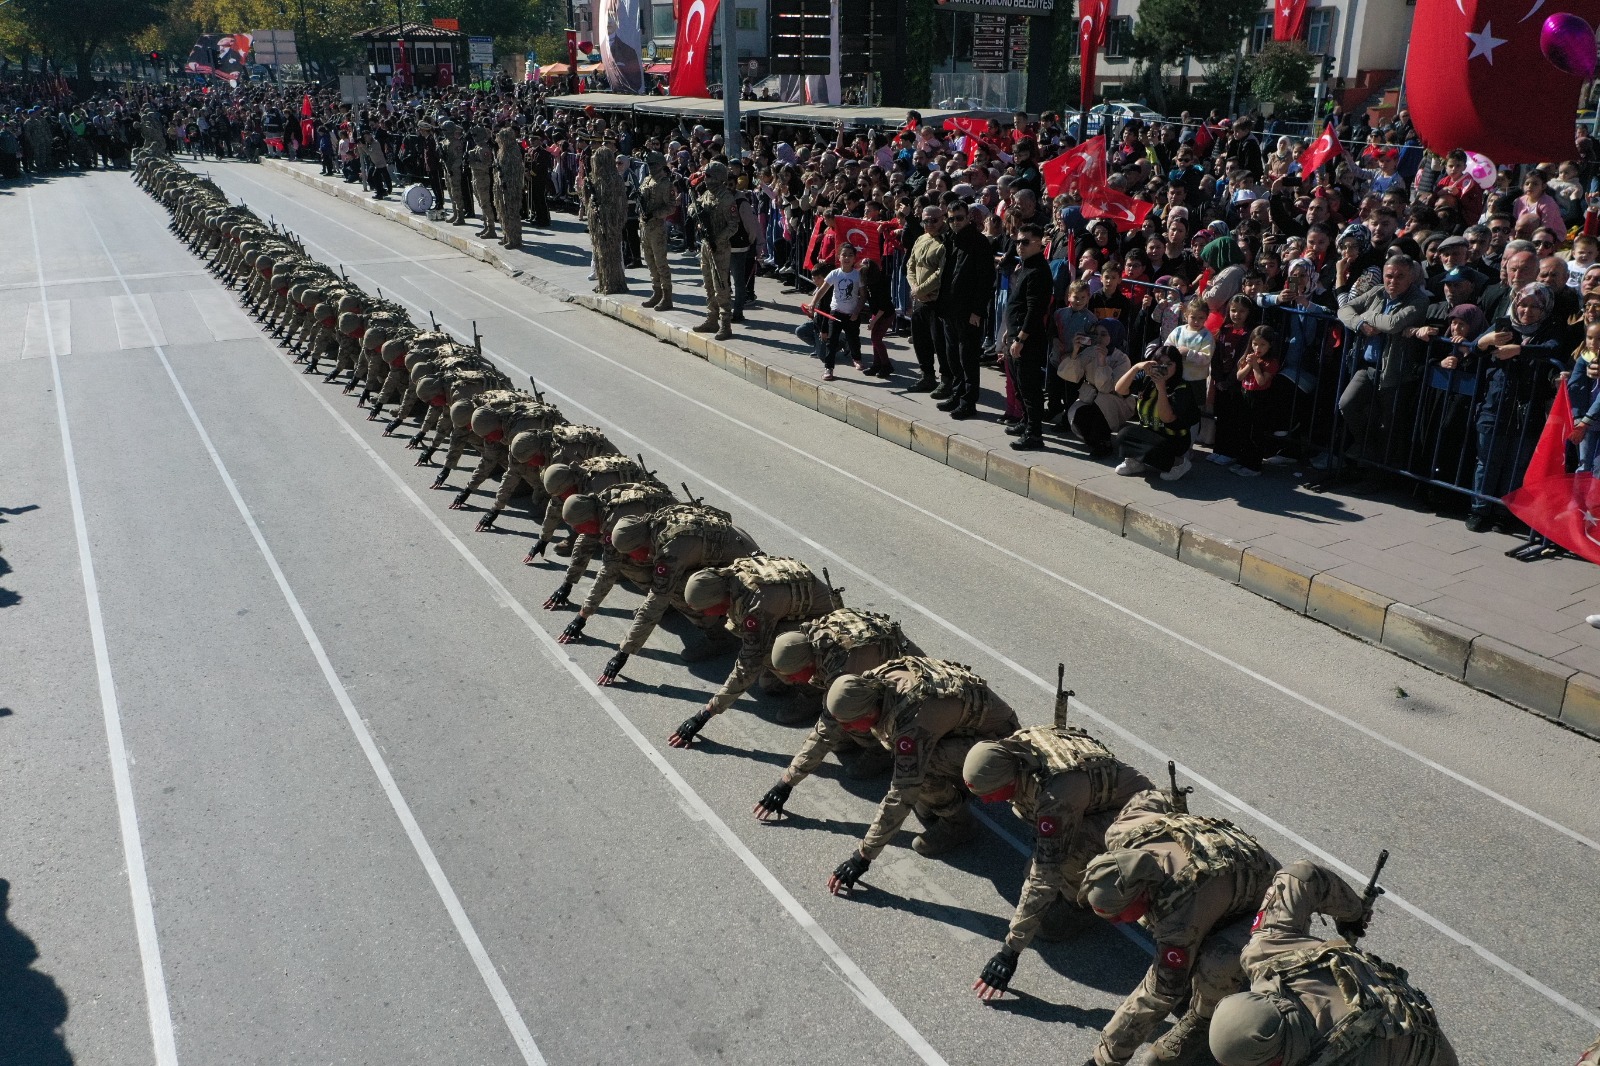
xmin=1336 ymin=254 xmax=1429 ymax=467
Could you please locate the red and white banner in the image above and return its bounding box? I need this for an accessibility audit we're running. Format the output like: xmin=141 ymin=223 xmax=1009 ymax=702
xmin=1273 ymin=0 xmax=1309 ymax=42
xmin=1503 ymin=384 xmax=1600 ymax=565
xmin=1079 ymin=0 xmax=1110 ymax=112
xmin=669 ymin=0 xmax=721 ymax=98
xmin=1297 ymin=122 xmax=1341 ymax=176
xmin=1041 ymin=136 xmax=1107 ymax=198
xmin=829 ymin=217 xmax=891 ymax=265
xmin=1080 ymin=183 xmax=1152 ymax=231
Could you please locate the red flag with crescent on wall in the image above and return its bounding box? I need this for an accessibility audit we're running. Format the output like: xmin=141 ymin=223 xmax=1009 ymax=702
xmin=1079 ymin=0 xmax=1110 ymax=112
xmin=669 ymin=0 xmax=721 ymax=97
xmin=1042 ymin=137 xmax=1107 ymax=198
xmin=1273 ymin=0 xmax=1309 ymax=41
xmin=1080 ymin=183 xmax=1152 ymax=231
xmin=1502 ymin=384 xmax=1600 ymax=565
xmin=1297 ymin=122 xmax=1341 ymax=176
xmin=830 ymin=217 xmax=890 ymax=265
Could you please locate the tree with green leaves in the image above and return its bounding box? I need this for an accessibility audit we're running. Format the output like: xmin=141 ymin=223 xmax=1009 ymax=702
xmin=1129 ymin=0 xmax=1259 ymax=104
xmin=16 ymin=0 xmax=169 ymax=95
xmin=1245 ymin=40 xmax=1313 ymax=105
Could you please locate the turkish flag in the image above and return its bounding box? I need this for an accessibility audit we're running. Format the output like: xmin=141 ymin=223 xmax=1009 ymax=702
xmin=1503 ymin=385 xmax=1600 ymax=565
xmin=943 ymin=117 xmax=1008 ymax=163
xmin=1081 ymin=183 xmax=1152 ymax=231
xmin=830 ymin=217 xmax=890 ymax=265
xmin=1298 ymin=122 xmax=1341 ymax=176
xmin=1079 ymin=0 xmax=1110 ymax=111
xmin=669 ymin=0 xmax=721 ymax=98
xmin=1193 ymin=121 xmax=1214 ymax=156
xmin=1405 ymin=0 xmax=1600 ymax=163
xmin=1273 ymin=0 xmax=1309 ymax=41
xmin=1042 ymin=136 xmax=1107 ymax=198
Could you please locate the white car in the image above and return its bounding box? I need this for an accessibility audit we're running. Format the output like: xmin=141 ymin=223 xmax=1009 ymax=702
xmin=1084 ymin=102 xmax=1164 ymax=135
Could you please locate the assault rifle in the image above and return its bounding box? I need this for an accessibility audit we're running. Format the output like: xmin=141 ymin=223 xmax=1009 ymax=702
xmin=1167 ymin=761 xmax=1194 ymax=814
xmin=1053 ymin=663 xmax=1074 ymax=728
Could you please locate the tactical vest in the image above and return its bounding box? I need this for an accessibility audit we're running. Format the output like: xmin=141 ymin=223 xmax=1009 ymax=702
xmin=600 ymin=481 xmax=675 ymax=517
xmin=802 ymin=609 xmax=906 ymax=684
xmin=728 ymin=556 xmax=820 ymax=619
xmin=1010 ymin=725 xmax=1122 ymax=811
xmin=1258 ymin=944 xmax=1442 ymax=1066
xmin=653 ymin=503 xmax=737 ymax=554
xmin=1112 ymin=813 xmax=1266 ymax=918
xmin=874 ymin=657 xmax=989 ymax=735
xmin=551 ymin=424 xmax=613 ymax=460
xmin=576 ymin=454 xmax=644 ymax=490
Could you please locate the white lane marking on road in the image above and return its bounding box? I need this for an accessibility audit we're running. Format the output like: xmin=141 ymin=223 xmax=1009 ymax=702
xmin=218 ymin=170 xmax=1600 ymax=858
xmin=0 ymin=267 xmax=206 ymax=292
xmin=23 ymin=299 xmax=71 ymax=359
xmin=187 ymin=289 xmax=260 ymax=342
xmin=112 ymin=294 xmax=168 ymax=350
xmin=195 ymin=172 xmax=1600 ymax=1029
xmin=28 ymin=199 xmax=180 ymax=1066
xmin=249 ymin=334 xmax=952 ymax=1066
xmin=78 ymin=203 xmax=550 ymax=1066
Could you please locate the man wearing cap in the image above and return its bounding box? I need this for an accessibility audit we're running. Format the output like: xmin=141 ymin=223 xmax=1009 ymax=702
xmin=540 ymin=479 xmax=675 ymax=610
xmin=1077 ymin=790 xmax=1280 ymax=1066
xmin=964 ymin=726 xmax=1155 ymax=1002
xmin=666 ymin=557 xmax=841 ymax=748
xmin=820 ymin=658 xmax=1021 ymax=894
xmin=638 ymin=151 xmax=677 ymax=310
xmin=1209 ymin=860 xmax=1458 ymax=1066
xmin=692 ymin=160 xmax=738 ymax=340
xmin=581 ymin=505 xmax=760 ymax=674
xmin=748 ymin=611 xmax=924 ymax=796
xmin=1424 ymin=236 xmax=1482 ymax=299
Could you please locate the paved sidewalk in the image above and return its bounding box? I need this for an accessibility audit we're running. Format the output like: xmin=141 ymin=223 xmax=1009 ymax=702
xmin=253 ymin=157 xmax=1600 ymax=735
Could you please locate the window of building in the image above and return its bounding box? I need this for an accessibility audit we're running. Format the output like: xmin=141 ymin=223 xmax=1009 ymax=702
xmin=1249 ymin=11 xmax=1274 ymax=53
xmin=735 ymin=7 xmax=757 ymax=30
xmin=417 ymin=45 xmax=435 ymax=64
xmin=1105 ymin=16 xmax=1133 ymax=60
xmin=376 ymin=44 xmax=391 ymax=65
xmin=1307 ymin=8 xmax=1337 ymax=56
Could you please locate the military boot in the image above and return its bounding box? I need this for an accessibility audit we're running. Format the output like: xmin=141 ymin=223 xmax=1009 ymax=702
xmin=912 ymin=803 xmax=977 ymax=858
xmin=1147 ymin=1009 xmax=1211 ymax=1066
xmin=641 ymin=288 xmax=661 ymax=309
xmin=714 ymin=317 xmax=734 ymax=341
xmin=655 ymin=291 xmax=674 ymax=312
xmin=692 ymin=316 xmax=719 ymax=333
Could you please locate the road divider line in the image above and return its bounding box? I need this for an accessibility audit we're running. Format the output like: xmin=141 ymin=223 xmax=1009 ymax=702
xmin=158 ymin=172 xmax=1600 ymax=1030
xmin=28 ymin=197 xmax=181 ymax=1066
xmin=78 ymin=196 xmax=551 ymax=1066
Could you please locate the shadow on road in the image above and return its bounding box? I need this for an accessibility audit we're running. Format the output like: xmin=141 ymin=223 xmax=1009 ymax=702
xmin=0 ymin=878 xmax=73 ymax=1066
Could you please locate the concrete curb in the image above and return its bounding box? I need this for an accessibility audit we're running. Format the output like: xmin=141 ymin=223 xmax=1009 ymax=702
xmin=257 ymin=158 xmax=1600 ymax=739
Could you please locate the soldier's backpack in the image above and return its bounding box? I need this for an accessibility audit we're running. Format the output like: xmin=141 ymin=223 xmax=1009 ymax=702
xmin=727 ymin=556 xmax=822 ymax=619
xmin=1109 ymin=813 xmax=1269 ymax=918
xmin=1257 ymin=944 xmax=1443 ymax=1066
xmin=1009 ymin=724 xmax=1122 ymax=811
xmin=871 ymin=656 xmax=990 ymax=734
xmin=802 ymin=609 xmax=910 ymax=686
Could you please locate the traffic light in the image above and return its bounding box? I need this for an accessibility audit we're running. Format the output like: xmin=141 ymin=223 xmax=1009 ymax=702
xmin=1320 ymin=54 xmax=1335 ymax=79
xmin=148 ymin=51 xmax=163 ymax=64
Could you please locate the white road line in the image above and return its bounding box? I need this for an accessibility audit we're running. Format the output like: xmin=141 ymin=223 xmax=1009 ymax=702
xmin=247 ymin=327 xmax=953 ymax=1066
xmin=219 ymin=166 xmax=1600 ymax=862
xmin=169 ymin=171 xmax=1600 ymax=1028
xmin=28 ymin=199 xmax=180 ymax=1066
xmin=0 ymin=267 xmax=206 ymax=292
xmin=186 ymin=289 xmax=260 ymax=342
xmin=112 ymin=293 xmax=168 ymax=350
xmin=23 ymin=298 xmax=71 ymax=358
xmin=76 ymin=199 xmax=550 ymax=1066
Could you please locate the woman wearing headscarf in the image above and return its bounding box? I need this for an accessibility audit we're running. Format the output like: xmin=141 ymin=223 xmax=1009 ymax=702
xmin=1332 ymin=222 xmax=1382 ymax=306
xmin=1466 ymin=283 xmax=1568 ymax=531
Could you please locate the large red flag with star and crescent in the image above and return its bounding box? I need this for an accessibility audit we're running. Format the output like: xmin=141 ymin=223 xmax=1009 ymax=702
xmin=1298 ymin=122 xmax=1341 ymax=176
xmin=1274 ymin=0 xmax=1309 ymax=41
xmin=1503 ymin=385 xmax=1600 ymax=566
xmin=1079 ymin=0 xmax=1110 ymax=112
xmin=669 ymin=0 xmax=720 ymax=97
xmin=1405 ymin=0 xmax=1600 ymax=162
xmin=1042 ymin=136 xmax=1107 ymax=198
xmin=829 ymin=217 xmax=891 ymax=265
xmin=1080 ymin=183 xmax=1153 ymax=231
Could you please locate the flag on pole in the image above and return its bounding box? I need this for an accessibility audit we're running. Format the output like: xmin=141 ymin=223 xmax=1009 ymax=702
xmin=1297 ymin=122 xmax=1341 ymax=176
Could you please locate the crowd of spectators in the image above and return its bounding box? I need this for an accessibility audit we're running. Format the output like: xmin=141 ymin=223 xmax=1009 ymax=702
xmin=12 ymin=70 xmax=1600 ymax=537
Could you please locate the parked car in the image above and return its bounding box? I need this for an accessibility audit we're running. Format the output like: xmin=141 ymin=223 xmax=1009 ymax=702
xmin=1084 ymin=101 xmax=1165 ymax=135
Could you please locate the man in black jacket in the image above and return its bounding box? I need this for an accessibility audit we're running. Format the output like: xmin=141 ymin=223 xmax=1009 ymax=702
xmin=1004 ymin=223 xmax=1053 ymax=449
xmin=938 ymin=200 xmax=996 ymax=419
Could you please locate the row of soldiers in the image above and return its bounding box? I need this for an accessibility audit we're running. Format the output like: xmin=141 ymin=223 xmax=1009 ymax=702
xmin=137 ymin=149 xmax=1562 ymax=1066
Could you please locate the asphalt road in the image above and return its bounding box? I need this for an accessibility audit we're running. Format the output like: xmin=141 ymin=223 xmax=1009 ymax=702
xmin=2 ymin=162 xmax=1597 ymax=1066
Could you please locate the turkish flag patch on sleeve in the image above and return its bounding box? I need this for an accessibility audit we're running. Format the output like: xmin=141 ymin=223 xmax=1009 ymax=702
xmin=1036 ymin=816 xmax=1059 ymax=837
xmin=1158 ymin=945 xmax=1190 ymax=970
xmin=655 ymin=564 xmax=669 ymax=575
xmin=744 ymin=616 xmax=759 ymax=631
xmin=895 ymin=735 xmax=917 ymax=756
xmin=1251 ymin=910 xmax=1265 ymax=932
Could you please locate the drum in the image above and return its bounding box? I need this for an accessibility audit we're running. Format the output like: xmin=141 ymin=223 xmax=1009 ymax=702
xmin=403 ymin=184 xmax=434 ymax=214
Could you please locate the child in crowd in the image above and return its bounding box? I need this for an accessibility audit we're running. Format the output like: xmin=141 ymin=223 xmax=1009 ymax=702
xmin=1231 ymin=325 xmax=1285 ymax=476
xmin=1208 ymin=294 xmax=1259 ymax=466
xmin=1050 ymin=281 xmax=1097 ymax=417
xmin=1567 ymin=321 xmax=1600 ymax=473
xmin=813 ymin=242 xmax=865 ymax=381
xmin=1166 ymin=297 xmax=1215 ymax=410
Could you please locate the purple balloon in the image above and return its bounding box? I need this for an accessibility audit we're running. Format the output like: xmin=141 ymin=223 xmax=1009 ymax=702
xmin=1542 ymin=12 xmax=1598 ymax=80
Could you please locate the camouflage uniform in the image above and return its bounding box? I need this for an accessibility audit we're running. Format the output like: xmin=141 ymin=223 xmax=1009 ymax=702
xmin=495 ymin=129 xmax=524 ymax=250
xmin=638 ymin=153 xmax=677 ymax=309
xmin=603 ymin=504 xmax=760 ymax=651
xmin=702 ymin=557 xmax=841 ymax=714
xmin=692 ymin=161 xmax=736 ymax=337
xmin=587 ymin=145 xmax=629 ymax=294
xmin=468 ymin=129 xmax=497 ymax=240
xmin=440 ymin=121 xmax=468 ymax=224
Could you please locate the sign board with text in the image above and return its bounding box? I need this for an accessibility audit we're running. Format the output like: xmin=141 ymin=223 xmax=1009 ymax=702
xmin=469 ymin=36 xmax=494 ymax=66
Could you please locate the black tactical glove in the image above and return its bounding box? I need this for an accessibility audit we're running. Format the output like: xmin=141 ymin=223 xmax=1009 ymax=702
xmin=523 ymin=539 xmax=549 ymax=563
xmin=596 ymin=650 xmax=628 ymax=684
xmin=342 ymin=380 xmax=357 ymax=394
xmin=668 ymin=708 xmax=714 ymax=748
xmin=753 ymin=780 xmax=793 ymax=821
xmin=974 ymin=948 xmax=1019 ymax=1001
xmin=828 ymin=851 xmax=871 ymax=895
xmin=449 ymin=489 xmax=472 ymax=509
xmin=543 ymin=582 xmax=573 ymax=610
xmin=475 ymin=509 xmax=500 ymax=532
xmin=430 ymin=471 xmax=449 ymax=488
xmin=558 ymin=616 xmax=587 ymax=644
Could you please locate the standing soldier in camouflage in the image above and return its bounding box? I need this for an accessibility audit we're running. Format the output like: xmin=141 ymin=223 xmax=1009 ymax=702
xmin=540 ymin=479 xmax=676 ymax=609
xmin=576 ymin=504 xmax=759 ymax=670
xmin=962 ymin=713 xmax=1155 ymax=1002
xmin=440 ymin=120 xmax=468 ymax=225
xmin=692 ymin=160 xmax=736 ymax=339
xmin=139 ymin=108 xmax=167 ymax=159
xmin=638 ymin=151 xmax=676 ymax=310
xmin=495 ymin=128 xmax=524 ymax=251
xmin=667 ymin=557 xmax=842 ymax=747
xmin=819 ymin=658 xmax=1021 ymax=893
xmin=1209 ymin=860 xmax=1459 ymax=1066
xmin=1077 ymin=792 xmax=1281 ymax=1066
xmin=587 ymin=143 xmax=629 ymax=295
xmin=468 ymin=127 xmax=497 ymax=241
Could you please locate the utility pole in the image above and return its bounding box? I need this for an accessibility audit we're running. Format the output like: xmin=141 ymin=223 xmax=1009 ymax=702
xmin=721 ymin=0 xmax=740 ymax=158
